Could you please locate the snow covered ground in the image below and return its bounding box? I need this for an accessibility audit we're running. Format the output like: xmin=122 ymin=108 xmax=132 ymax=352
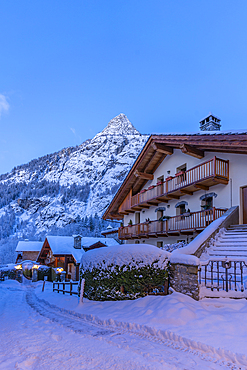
xmin=0 ymin=280 xmax=246 ymax=369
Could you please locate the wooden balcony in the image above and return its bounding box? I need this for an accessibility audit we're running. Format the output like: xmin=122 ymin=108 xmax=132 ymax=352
xmin=119 ymin=157 xmax=229 ymax=214
xmin=118 ymin=208 xmax=227 ymax=239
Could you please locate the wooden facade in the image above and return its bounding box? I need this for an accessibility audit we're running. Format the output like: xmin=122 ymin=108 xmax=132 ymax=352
xmin=37 ymin=238 xmax=79 ymax=281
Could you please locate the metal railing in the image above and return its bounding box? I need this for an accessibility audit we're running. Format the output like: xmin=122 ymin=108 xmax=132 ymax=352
xmin=119 ymin=208 xmax=227 ymax=239
xmin=53 ymin=281 xmax=79 ymax=296
xmin=199 ymin=260 xmax=247 ymax=293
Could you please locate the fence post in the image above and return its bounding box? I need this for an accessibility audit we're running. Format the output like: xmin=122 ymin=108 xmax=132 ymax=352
xmin=80 ymin=279 xmax=85 ymax=303
xmin=70 ymin=281 xmax=72 ymax=296
xmin=63 ymin=282 xmax=65 ymax=294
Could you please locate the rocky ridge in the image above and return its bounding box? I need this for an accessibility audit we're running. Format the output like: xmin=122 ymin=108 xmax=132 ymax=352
xmin=0 ymin=114 xmax=148 ymax=239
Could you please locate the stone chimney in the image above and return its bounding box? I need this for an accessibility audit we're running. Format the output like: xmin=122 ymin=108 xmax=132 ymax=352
xmin=199 ymin=113 xmax=221 ymax=131
xmin=73 ymin=235 xmax=81 ymax=249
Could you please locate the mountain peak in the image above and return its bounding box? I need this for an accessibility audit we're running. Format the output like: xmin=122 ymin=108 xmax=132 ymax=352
xmin=97 ymin=114 xmax=141 ymax=137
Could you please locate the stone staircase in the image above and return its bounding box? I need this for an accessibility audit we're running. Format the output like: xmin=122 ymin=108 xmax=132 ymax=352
xmin=207 ymin=224 xmax=247 ymax=259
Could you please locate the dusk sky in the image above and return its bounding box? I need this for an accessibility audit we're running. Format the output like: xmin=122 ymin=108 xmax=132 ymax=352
xmin=1 ymin=1 xmax=247 ymax=174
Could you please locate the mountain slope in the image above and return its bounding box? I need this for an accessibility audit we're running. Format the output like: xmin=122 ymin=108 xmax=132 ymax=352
xmin=0 ymin=114 xmax=148 ymax=241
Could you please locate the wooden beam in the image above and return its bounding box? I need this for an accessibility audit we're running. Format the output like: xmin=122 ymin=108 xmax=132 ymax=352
xmin=118 ymin=211 xmax=129 ymax=215
xmin=131 ymin=206 xmax=143 ymax=211
xmin=194 ymin=184 xmax=209 ymax=190
xmin=137 ymin=204 xmax=150 ymax=209
xmin=167 ymin=231 xmax=180 ymax=236
xmin=156 ymin=197 xmax=168 ymax=203
xmin=180 ymin=229 xmax=195 ymax=235
xmin=180 ymin=144 xmax=204 ymax=159
xmin=157 ymin=232 xmax=168 ymax=237
xmin=147 ymin=200 xmax=160 ymax=206
xmin=134 ymin=170 xmax=154 ymax=180
xmin=180 ymin=189 xmax=193 ymax=195
xmin=166 ymin=194 xmax=180 ymax=199
xmin=152 ymin=143 xmax=173 ymax=155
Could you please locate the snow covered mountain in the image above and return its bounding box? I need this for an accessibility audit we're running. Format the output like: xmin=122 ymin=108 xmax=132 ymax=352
xmin=0 ymin=114 xmax=148 ymax=241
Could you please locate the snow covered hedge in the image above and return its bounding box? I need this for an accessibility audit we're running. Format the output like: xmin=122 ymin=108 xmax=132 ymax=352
xmin=79 ymin=244 xmax=170 ymax=301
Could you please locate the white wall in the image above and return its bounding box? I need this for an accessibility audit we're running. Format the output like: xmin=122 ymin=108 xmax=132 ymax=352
xmin=123 ymin=150 xmax=247 ymax=244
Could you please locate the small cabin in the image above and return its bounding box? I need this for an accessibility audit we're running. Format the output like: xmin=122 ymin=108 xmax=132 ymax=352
xmin=15 ymin=241 xmax=43 ymax=263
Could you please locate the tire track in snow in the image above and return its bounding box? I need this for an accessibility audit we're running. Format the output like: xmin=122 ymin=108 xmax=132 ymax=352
xmin=27 ymin=290 xmax=245 ymax=370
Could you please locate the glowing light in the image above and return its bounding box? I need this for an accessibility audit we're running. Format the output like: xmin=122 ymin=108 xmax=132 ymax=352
xmin=32 ymin=264 xmax=40 ymax=269
xmin=56 ymin=268 xmax=64 ymax=273
xmin=14 ymin=265 xmax=22 ymax=270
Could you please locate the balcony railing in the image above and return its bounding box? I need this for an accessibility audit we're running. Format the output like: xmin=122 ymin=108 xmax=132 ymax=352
xmin=118 ymin=208 xmax=227 ymax=239
xmin=120 ymin=157 xmax=229 ymax=213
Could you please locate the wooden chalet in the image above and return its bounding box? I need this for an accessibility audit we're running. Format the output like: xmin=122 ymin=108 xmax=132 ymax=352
xmin=103 ymin=114 xmax=247 ymax=247
xmin=15 ymin=241 xmax=43 ymax=263
xmin=36 ymin=236 xmax=118 ymax=280
xmin=37 ymin=236 xmax=84 ymax=281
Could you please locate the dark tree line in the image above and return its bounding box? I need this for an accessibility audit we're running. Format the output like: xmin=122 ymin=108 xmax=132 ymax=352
xmin=0 ymin=180 xmax=91 ymax=209
xmin=48 ymin=213 xmax=120 ymax=238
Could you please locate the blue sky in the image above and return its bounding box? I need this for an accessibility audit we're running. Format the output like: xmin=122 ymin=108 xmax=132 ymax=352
xmin=1 ymin=1 xmax=247 ymax=174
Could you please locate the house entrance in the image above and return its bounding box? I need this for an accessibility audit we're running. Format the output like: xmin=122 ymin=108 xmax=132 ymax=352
xmin=242 ymin=187 xmax=247 ymax=224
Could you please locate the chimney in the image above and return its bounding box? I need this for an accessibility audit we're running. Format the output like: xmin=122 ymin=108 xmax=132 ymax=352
xmin=199 ymin=113 xmax=221 ymax=131
xmin=73 ymin=235 xmax=81 ymax=249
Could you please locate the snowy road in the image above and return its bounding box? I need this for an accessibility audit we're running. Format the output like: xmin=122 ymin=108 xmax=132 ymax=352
xmin=0 ymin=282 xmax=242 ymax=370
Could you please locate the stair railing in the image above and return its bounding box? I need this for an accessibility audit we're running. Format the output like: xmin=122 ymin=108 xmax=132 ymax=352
xmin=199 ymin=259 xmax=247 ymax=293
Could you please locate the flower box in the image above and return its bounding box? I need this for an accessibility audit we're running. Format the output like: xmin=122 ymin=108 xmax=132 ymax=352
xmin=166 ymin=176 xmax=173 ymax=181
xmin=156 ymin=181 xmax=163 ymax=186
xmin=148 ymin=185 xmax=155 ymax=190
xmin=140 ymin=189 xmax=147 ymax=194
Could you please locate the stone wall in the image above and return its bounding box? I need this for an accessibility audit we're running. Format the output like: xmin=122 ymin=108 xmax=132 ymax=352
xmin=170 ymin=263 xmax=199 ymax=300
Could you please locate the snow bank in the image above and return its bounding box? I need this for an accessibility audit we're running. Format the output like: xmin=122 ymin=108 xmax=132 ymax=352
xmin=80 ymin=243 xmax=170 ymax=271
xmin=35 ymin=283 xmax=247 ymax=363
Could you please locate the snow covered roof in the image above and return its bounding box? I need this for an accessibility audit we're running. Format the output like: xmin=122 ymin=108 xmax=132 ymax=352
xmin=151 ymin=129 xmax=247 ymax=136
xmin=101 ymin=228 xmax=119 ymax=235
xmin=46 ymin=236 xmax=85 ymax=263
xmin=15 ymin=241 xmax=43 ymax=252
xmin=81 ymin=237 xmax=119 ymax=248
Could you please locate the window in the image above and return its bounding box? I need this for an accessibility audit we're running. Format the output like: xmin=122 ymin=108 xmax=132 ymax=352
xmin=157 ymin=210 xmax=163 ymax=220
xmin=176 ymin=164 xmax=187 ymax=183
xmin=157 ymin=175 xmax=164 ymax=194
xmin=135 ymin=212 xmax=140 ymax=224
xmin=176 ymin=203 xmax=186 ymax=216
xmin=201 ymin=196 xmax=213 ymax=210
xmin=157 ymin=241 xmax=163 ymax=249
